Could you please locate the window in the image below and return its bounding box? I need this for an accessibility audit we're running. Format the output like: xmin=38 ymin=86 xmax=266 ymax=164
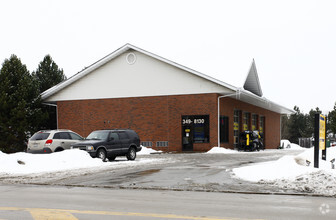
xmin=252 ymin=114 xmax=258 ymax=131
xmin=30 ymin=132 xmax=50 ymax=140
xmin=118 ymin=132 xmax=128 ymax=140
xmin=220 ymin=116 xmax=229 ymax=143
xmin=141 ymin=141 xmax=153 ymax=147
xmin=53 ymin=132 xmax=70 ymax=139
xmin=109 ymin=133 xmax=119 ymax=141
xmin=87 ymin=130 xmax=109 ymax=140
xmin=233 ymin=110 xmax=240 ymax=148
xmin=243 ymin=112 xmax=250 ymax=131
xmin=69 ymin=132 xmax=83 ymax=140
xmin=259 ymin=116 xmax=265 ymax=134
xmin=156 ymin=141 xmax=168 ymax=147
xmin=182 ymin=115 xmax=209 ymax=143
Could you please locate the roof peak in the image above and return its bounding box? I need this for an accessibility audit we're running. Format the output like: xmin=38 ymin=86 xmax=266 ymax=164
xmin=243 ymin=59 xmax=263 ymax=97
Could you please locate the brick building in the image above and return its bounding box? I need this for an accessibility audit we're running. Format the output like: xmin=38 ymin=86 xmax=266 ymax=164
xmin=42 ymin=44 xmax=293 ymax=152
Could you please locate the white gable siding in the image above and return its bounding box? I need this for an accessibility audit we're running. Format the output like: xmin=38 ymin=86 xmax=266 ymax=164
xmin=45 ymin=50 xmax=233 ymax=102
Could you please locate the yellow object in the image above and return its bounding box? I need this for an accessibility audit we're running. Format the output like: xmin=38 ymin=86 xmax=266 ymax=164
xmin=319 ymin=114 xmax=326 ymax=150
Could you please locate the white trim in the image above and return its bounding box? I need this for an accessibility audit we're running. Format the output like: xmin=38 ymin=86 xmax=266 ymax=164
xmin=41 ymin=44 xmax=294 ymax=115
xmin=41 ymin=44 xmax=237 ymax=100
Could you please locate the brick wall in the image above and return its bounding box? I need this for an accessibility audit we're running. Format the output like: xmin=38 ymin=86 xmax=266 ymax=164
xmin=219 ymin=97 xmax=281 ymax=149
xmin=57 ymin=93 xmax=281 ymax=152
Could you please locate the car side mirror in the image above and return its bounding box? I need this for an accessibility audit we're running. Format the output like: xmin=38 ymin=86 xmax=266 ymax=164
xmin=109 ymin=137 xmax=114 ymax=141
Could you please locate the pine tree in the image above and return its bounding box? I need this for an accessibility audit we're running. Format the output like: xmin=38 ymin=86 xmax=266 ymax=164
xmin=0 ymin=55 xmax=45 ymax=153
xmin=287 ymin=106 xmax=307 ymax=144
xmin=329 ymin=102 xmax=336 ymax=135
xmin=33 ymin=55 xmax=66 ymax=93
xmin=33 ymin=55 xmax=66 ymax=129
xmin=306 ymin=107 xmax=322 ymax=137
xmin=281 ymin=114 xmax=290 ymax=140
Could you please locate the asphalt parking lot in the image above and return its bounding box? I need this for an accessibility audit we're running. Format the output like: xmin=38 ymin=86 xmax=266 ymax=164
xmin=0 ymin=149 xmax=305 ymax=195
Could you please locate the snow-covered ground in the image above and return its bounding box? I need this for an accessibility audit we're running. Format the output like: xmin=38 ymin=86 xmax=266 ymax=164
xmin=232 ymin=144 xmax=336 ymax=196
xmin=0 ymin=146 xmax=161 ymax=175
xmin=1 ymin=141 xmax=336 ymax=196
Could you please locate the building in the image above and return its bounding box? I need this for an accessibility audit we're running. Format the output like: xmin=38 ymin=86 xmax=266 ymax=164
xmin=41 ymin=44 xmax=293 ymax=152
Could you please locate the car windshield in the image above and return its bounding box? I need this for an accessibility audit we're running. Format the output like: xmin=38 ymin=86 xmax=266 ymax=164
xmin=86 ymin=131 xmax=109 ymax=140
xmin=30 ymin=132 xmax=50 ymax=140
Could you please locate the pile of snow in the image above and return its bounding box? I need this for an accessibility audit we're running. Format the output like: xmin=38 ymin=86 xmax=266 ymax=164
xmin=280 ymin=139 xmax=303 ymax=150
xmin=0 ymin=149 xmax=160 ymax=175
xmin=206 ymin=147 xmax=239 ymax=154
xmin=138 ymin=146 xmax=162 ymax=155
xmin=0 ymin=150 xmax=108 ymax=175
xmin=233 ymin=147 xmax=336 ymax=196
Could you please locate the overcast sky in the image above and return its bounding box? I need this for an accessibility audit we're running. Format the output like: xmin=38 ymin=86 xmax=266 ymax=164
xmin=1 ymin=0 xmax=335 ymax=113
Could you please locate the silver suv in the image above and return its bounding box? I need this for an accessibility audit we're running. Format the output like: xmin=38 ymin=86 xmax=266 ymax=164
xmin=27 ymin=130 xmax=83 ymax=153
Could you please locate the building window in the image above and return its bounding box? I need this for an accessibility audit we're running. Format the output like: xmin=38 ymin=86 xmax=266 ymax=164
xmin=220 ymin=116 xmax=229 ymax=143
xmin=156 ymin=141 xmax=168 ymax=147
xmin=243 ymin=112 xmax=250 ymax=131
xmin=252 ymin=114 xmax=258 ymax=131
xmin=259 ymin=116 xmax=265 ymax=134
xmin=141 ymin=141 xmax=153 ymax=147
xmin=182 ymin=115 xmax=209 ymax=143
xmin=233 ymin=110 xmax=240 ymax=148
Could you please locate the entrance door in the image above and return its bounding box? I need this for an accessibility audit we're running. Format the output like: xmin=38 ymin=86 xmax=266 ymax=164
xmin=182 ymin=117 xmax=193 ymax=151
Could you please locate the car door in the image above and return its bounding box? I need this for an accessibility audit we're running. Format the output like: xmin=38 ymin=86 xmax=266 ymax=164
xmin=118 ymin=131 xmax=130 ymax=154
xmin=106 ymin=132 xmax=121 ymax=155
xmin=58 ymin=132 xmax=72 ymax=149
xmin=68 ymin=132 xmax=84 ymax=146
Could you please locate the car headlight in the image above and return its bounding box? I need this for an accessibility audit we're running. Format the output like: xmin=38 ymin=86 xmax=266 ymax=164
xmin=86 ymin=146 xmax=94 ymax=151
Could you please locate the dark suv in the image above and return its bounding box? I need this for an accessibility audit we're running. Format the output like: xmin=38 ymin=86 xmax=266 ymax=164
xmin=71 ymin=129 xmax=141 ymax=161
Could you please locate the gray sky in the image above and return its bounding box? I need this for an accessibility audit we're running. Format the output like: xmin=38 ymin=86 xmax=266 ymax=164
xmin=1 ymin=0 xmax=335 ymax=113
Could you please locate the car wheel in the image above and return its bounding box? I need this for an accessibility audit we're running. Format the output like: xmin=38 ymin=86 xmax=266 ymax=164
xmin=108 ymin=156 xmax=116 ymax=161
xmin=97 ymin=148 xmax=107 ymax=162
xmin=126 ymin=147 xmax=136 ymax=160
xmin=54 ymin=147 xmax=64 ymax=152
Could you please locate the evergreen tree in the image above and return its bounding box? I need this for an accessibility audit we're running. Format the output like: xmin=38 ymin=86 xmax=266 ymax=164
xmin=287 ymin=106 xmax=307 ymax=144
xmin=0 ymin=55 xmax=45 ymax=153
xmin=281 ymin=114 xmax=290 ymax=140
xmin=33 ymin=55 xmax=66 ymax=129
xmin=306 ymin=107 xmax=322 ymax=137
xmin=329 ymin=102 xmax=336 ymax=135
xmin=33 ymin=55 xmax=66 ymax=93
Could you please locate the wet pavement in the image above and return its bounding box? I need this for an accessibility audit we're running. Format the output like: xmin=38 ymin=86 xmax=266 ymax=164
xmin=43 ymin=149 xmax=305 ymax=194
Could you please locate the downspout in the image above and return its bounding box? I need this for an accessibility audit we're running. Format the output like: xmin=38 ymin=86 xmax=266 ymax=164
xmin=217 ymin=89 xmax=241 ymax=148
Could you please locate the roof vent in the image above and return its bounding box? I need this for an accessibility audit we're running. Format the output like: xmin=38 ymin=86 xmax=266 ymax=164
xmin=126 ymin=53 xmax=136 ymax=65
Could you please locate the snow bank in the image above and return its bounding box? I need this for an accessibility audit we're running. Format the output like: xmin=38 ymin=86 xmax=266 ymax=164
xmin=206 ymin=147 xmax=239 ymax=154
xmin=0 ymin=149 xmax=161 ymax=175
xmin=280 ymin=139 xmax=304 ymax=150
xmin=233 ymin=147 xmax=336 ymax=196
xmin=0 ymin=150 xmax=107 ymax=175
xmin=138 ymin=146 xmax=162 ymax=155
xmin=233 ymin=147 xmax=336 ymax=182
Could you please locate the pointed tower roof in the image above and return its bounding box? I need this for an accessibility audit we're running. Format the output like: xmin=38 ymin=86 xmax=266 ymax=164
xmin=243 ymin=59 xmax=263 ymax=97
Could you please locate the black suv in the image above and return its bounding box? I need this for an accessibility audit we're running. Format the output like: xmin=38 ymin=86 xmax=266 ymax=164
xmin=71 ymin=129 xmax=141 ymax=161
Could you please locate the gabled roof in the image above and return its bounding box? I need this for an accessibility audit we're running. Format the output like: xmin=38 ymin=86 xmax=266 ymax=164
xmin=41 ymin=43 xmax=237 ymax=101
xmin=243 ymin=59 xmax=263 ymax=97
xmin=41 ymin=43 xmax=294 ymax=114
